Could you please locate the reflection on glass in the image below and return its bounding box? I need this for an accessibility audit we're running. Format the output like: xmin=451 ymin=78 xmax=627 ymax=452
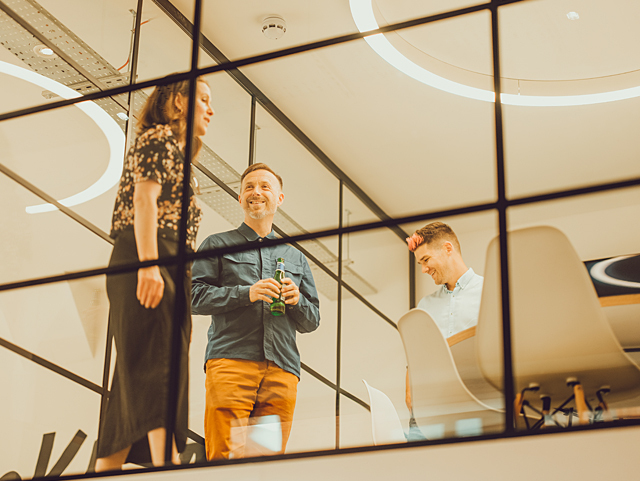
xmin=229 ymin=414 xmax=283 ymax=458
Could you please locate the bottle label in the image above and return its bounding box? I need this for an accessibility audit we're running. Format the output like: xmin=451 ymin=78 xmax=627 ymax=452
xmin=276 ymin=261 xmax=285 ymax=273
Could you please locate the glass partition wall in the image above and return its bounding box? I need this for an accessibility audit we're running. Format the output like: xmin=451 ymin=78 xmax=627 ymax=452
xmin=1 ymin=0 xmax=639 ymax=477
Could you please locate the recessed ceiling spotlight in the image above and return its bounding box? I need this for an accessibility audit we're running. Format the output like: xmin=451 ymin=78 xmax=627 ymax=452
xmin=116 ymin=112 xmax=129 ymax=121
xmin=33 ymin=44 xmax=55 ymax=57
xmin=566 ymin=11 xmax=580 ymax=20
xmin=262 ymin=15 xmax=286 ymax=40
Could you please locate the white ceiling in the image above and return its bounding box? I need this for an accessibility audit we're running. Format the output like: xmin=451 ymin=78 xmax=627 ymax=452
xmin=176 ymin=0 xmax=640 ymax=212
xmin=1 ymin=0 xmax=638 ymax=273
xmin=3 ymin=0 xmax=639 ymax=213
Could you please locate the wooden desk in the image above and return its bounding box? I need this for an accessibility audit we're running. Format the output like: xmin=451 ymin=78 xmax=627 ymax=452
xmin=599 ymin=294 xmax=640 ymax=308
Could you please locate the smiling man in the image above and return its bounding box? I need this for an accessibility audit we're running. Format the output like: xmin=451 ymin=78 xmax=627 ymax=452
xmin=404 ymin=222 xmax=483 ymax=415
xmin=407 ymin=221 xmax=483 ymax=338
xmin=191 ymin=163 xmax=320 ymax=460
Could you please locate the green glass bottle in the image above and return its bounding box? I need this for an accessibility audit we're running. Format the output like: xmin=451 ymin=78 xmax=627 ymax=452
xmin=270 ymin=257 xmax=286 ymax=316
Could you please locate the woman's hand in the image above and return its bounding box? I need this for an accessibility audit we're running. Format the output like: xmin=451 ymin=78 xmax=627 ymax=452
xmin=133 ymin=180 xmax=163 ymax=308
xmin=137 ymin=265 xmax=165 ymax=308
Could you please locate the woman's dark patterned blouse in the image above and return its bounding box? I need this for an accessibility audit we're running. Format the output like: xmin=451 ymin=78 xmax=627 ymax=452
xmin=110 ymin=124 xmax=202 ymax=251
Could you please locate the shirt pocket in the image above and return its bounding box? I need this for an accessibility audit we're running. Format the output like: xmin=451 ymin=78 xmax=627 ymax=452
xmin=283 ymin=259 xmax=304 ymax=287
xmin=221 ymin=251 xmax=257 ymax=286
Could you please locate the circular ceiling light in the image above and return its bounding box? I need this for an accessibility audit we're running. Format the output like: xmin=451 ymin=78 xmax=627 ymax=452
xmin=349 ymin=0 xmax=640 ymax=106
xmin=33 ymin=45 xmax=55 ymax=57
xmin=0 ymin=60 xmax=125 ymax=214
xmin=590 ymin=255 xmax=640 ymax=289
xmin=566 ymin=12 xmax=580 ymax=20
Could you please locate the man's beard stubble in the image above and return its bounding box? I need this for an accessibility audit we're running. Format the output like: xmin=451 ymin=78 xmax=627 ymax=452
xmin=243 ymin=198 xmax=277 ymax=220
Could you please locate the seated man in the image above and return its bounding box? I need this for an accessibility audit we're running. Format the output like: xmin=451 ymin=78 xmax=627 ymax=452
xmin=404 ymin=222 xmax=484 ymax=417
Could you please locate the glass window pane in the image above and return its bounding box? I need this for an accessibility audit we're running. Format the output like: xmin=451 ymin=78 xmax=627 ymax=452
xmin=0 ymin=346 xmax=101 ymax=477
xmin=400 ymin=211 xmax=503 ymax=439
xmin=196 ymin=0 xmax=488 ymax=64
xmin=135 ymin=1 xmax=193 ymax=81
xmin=339 ymin=394 xmax=374 ymax=448
xmin=506 ymin=187 xmax=640 ymax=428
xmin=0 ymin=0 xmax=133 ymax=115
xmin=239 ymin=10 xmax=496 ymax=221
xmin=253 ymin=104 xmax=340 ymax=273
xmin=340 ymin=283 xmax=408 ymax=440
xmin=198 ymin=72 xmax=252 ymax=175
xmin=287 ymin=372 xmax=337 ymax=453
xmin=0 ymin=275 xmax=108 ymax=389
xmin=0 ymin=171 xmax=112 ymax=285
xmin=297 ymin=255 xmax=338 ymax=385
xmin=500 ymin=0 xmax=640 ymax=197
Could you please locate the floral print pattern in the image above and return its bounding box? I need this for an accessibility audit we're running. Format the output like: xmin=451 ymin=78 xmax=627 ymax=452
xmin=110 ymin=124 xmax=202 ymax=251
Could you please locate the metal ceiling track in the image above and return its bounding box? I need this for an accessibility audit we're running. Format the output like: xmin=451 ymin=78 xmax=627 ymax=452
xmin=0 ymin=0 xmax=130 ymax=111
xmin=152 ymin=0 xmax=410 ymax=243
xmin=0 ymin=0 xmax=130 ymax=126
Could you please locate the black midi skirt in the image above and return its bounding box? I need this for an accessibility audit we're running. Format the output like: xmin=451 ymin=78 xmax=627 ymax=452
xmin=97 ymin=229 xmax=192 ymax=464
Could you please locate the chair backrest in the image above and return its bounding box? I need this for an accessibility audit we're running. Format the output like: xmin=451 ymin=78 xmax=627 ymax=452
xmin=450 ymin=335 xmax=503 ymax=409
xmin=476 ymin=226 xmax=640 ymax=403
xmin=399 ymin=309 xmax=500 ymax=415
xmin=362 ymin=380 xmax=406 ymax=445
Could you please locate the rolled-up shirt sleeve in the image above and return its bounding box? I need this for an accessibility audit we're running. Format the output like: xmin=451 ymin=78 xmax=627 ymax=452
xmin=288 ymin=256 xmax=320 ymax=333
xmin=191 ymin=237 xmax=252 ymax=316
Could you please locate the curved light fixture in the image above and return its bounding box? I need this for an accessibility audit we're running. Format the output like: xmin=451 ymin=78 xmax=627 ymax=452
xmin=590 ymin=255 xmax=640 ymax=289
xmin=0 ymin=60 xmax=125 ymax=214
xmin=349 ymin=0 xmax=640 ymax=106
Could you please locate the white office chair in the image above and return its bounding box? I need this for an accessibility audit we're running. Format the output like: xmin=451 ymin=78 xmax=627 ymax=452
xmin=476 ymin=226 xmax=640 ymax=425
xmin=398 ymin=309 xmax=505 ymax=438
xmin=362 ymin=380 xmax=407 ymax=445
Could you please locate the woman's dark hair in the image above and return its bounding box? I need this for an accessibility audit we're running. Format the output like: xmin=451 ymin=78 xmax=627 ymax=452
xmin=137 ymin=77 xmax=208 ymax=160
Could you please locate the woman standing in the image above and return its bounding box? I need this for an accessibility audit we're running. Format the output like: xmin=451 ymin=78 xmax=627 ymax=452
xmin=96 ymin=78 xmax=213 ymax=470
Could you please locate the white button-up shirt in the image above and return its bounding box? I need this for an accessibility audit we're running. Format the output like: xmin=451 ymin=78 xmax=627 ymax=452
xmin=417 ymin=268 xmax=484 ymax=338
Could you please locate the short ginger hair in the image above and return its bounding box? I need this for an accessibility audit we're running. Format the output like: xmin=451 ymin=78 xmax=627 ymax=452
xmin=406 ymin=221 xmax=461 ymax=253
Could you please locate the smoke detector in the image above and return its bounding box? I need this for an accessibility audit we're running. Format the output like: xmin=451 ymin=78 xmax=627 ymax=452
xmin=262 ymin=15 xmax=286 ymax=40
